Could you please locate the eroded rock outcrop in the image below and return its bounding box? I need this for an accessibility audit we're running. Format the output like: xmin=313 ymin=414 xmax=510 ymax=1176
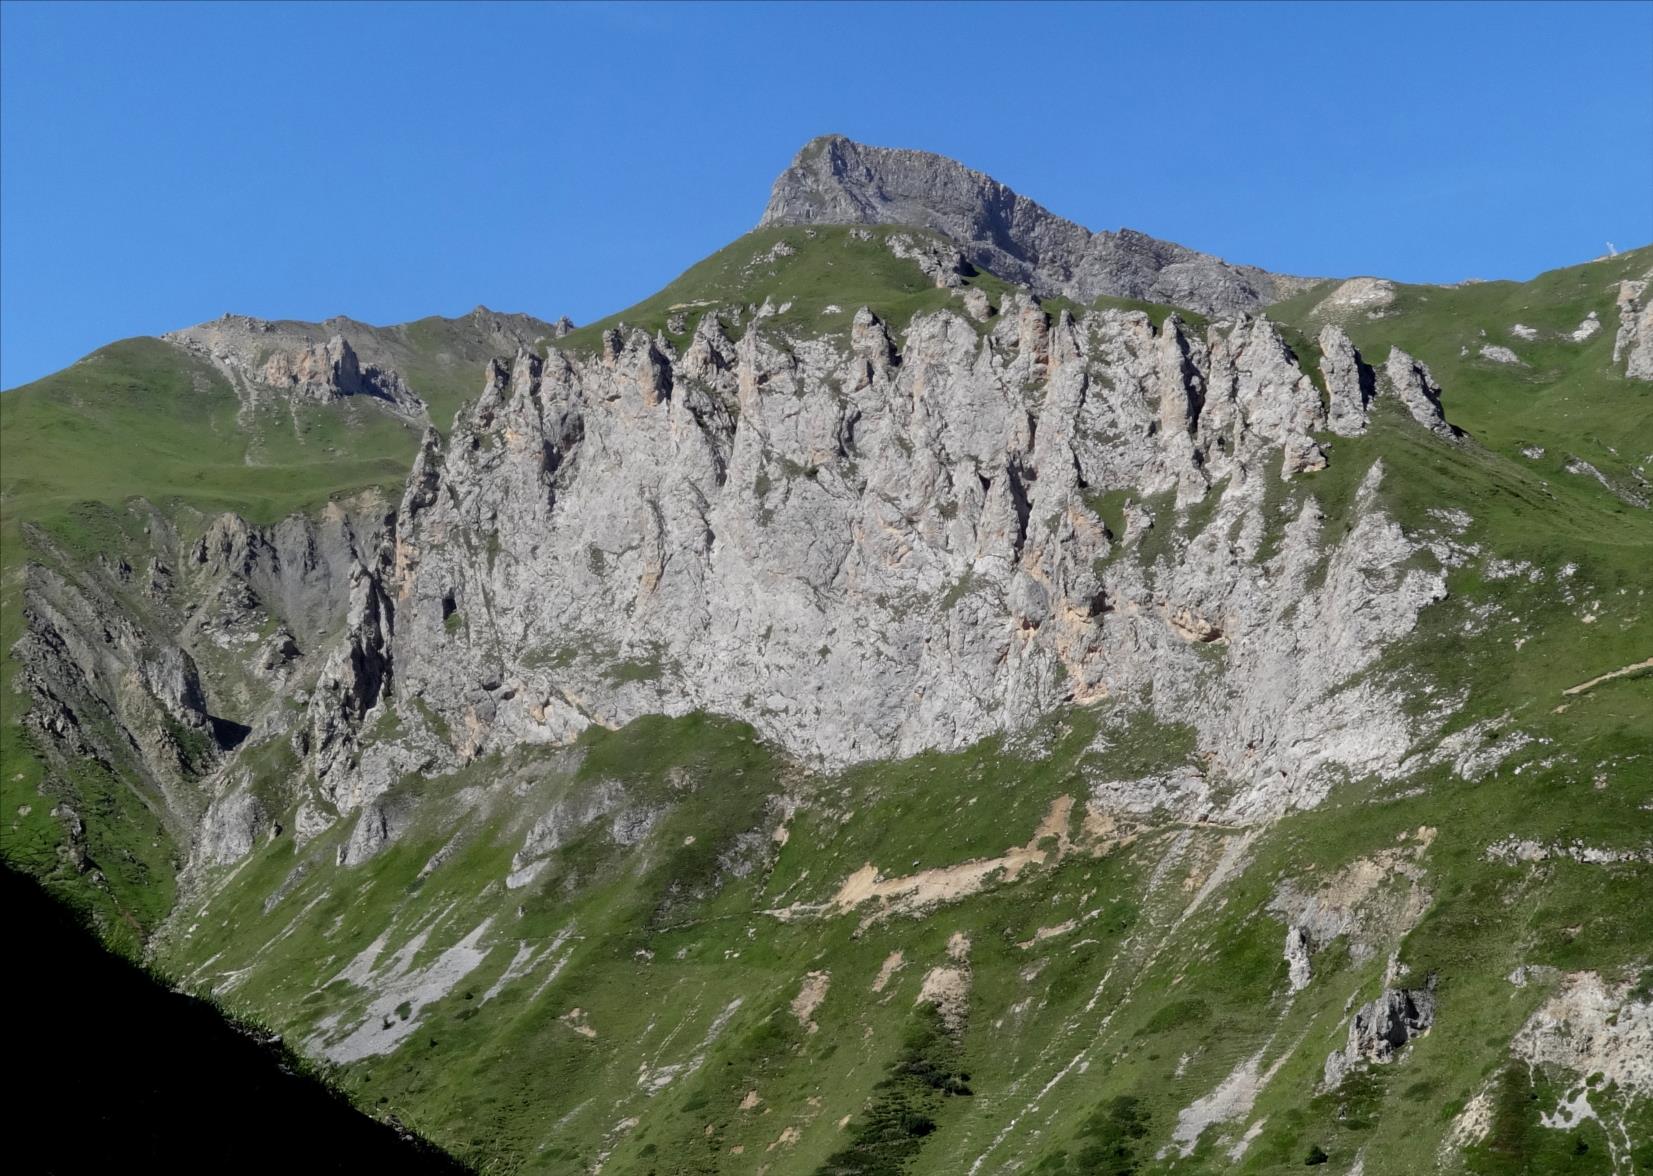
xmin=187 ymin=505 xmax=374 ymax=660
xmin=305 ymin=561 xmax=395 ymax=795
xmin=1614 ymin=279 xmax=1653 ymax=380
xmin=1312 ymin=277 xmax=1396 ymax=320
xmin=1323 ymin=982 xmax=1437 ymax=1088
xmin=761 ymin=135 xmax=1316 ymax=316
xmin=165 ymin=316 xmax=425 ymax=417
xmin=9 ymin=487 xmax=395 ymax=873
xmin=1318 ymin=324 xmax=1375 ymax=435
xmin=15 ymin=548 xmax=220 ymax=828
xmin=1383 ymin=347 xmax=1455 ymax=436
xmin=283 ymin=296 xmax=1458 ymax=832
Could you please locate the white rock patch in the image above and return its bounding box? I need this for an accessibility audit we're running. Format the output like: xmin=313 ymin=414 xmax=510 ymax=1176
xmin=311 ymin=917 xmax=495 ymax=1063
xmin=1169 ymin=1044 xmax=1294 ymax=1157
xmin=791 ymin=970 xmax=831 ymax=1033
xmin=917 ymin=932 xmax=972 ymax=1031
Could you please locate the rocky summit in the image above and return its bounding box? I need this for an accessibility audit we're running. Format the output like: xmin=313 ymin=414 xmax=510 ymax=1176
xmin=762 ymin=135 xmax=1320 ymax=315
xmin=3 ymin=138 xmax=1651 ymax=1176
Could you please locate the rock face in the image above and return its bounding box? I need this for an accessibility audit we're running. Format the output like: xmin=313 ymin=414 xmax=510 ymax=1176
xmin=17 ymin=551 xmax=219 ymax=820
xmin=1323 ymin=983 xmax=1437 ymax=1088
xmin=187 ymin=507 xmax=371 ymax=657
xmin=1383 ymin=348 xmax=1455 ymax=436
xmin=760 ymin=136 xmax=1316 ymax=317
xmin=288 ymin=295 xmax=1455 ymax=837
xmin=1614 ymin=279 xmax=1653 ymax=380
xmin=1318 ymin=325 xmax=1375 ymax=436
xmin=1284 ymin=926 xmax=1313 ymax=992
xmin=1510 ymin=972 xmax=1652 ymax=1101
xmin=11 ymin=494 xmax=383 ymax=858
xmin=305 ymin=561 xmax=395 ymax=793
xmin=165 ymin=316 xmax=425 ymax=418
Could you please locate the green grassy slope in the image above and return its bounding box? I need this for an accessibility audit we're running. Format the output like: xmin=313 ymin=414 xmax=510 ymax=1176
xmin=554 ymin=225 xmax=1023 ymax=355
xmin=154 ymin=628 xmax=1650 ymax=1174
xmin=1270 ymin=246 xmax=1653 ymax=496
xmin=156 ymin=366 xmax=1653 ymax=1172
xmin=177 ymin=244 xmax=1651 ymax=1171
xmin=0 ymin=337 xmax=419 ymax=525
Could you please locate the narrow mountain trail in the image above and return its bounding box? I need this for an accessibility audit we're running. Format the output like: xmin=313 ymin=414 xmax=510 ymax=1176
xmin=1562 ymin=655 xmax=1653 ymax=695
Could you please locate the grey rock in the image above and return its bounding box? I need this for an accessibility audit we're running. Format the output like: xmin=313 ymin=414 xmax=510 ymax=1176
xmin=198 ymin=784 xmax=267 ymax=867
xmin=187 ymin=505 xmax=370 ymax=656
xmin=307 ymin=560 xmax=395 ymax=795
xmin=294 ymin=799 xmax=337 ymax=846
xmin=508 ymin=780 xmax=629 ymax=889
xmin=1121 ymin=502 xmax=1155 ymax=547
xmin=1285 ymin=926 xmax=1313 ymax=993
xmin=961 ymin=288 xmax=994 ymax=322
xmin=15 ymin=546 xmax=219 ymax=825
xmin=338 ymin=799 xmax=406 ymax=867
xmin=1318 ymin=325 xmax=1374 ymax=436
xmin=1312 ymin=277 xmax=1396 ymax=319
xmin=885 ymin=231 xmax=969 ymax=288
xmin=760 ymin=135 xmax=1318 ymax=317
xmin=1614 ymin=279 xmax=1653 ymax=380
xmin=50 ymin=803 xmax=88 ymax=870
xmin=1323 ymin=983 xmax=1436 ymax=1088
xmin=21 ymin=254 xmax=1480 ymax=879
xmin=296 ymin=298 xmax=1456 ymax=833
xmin=1568 ymin=311 xmax=1601 ymax=343
xmin=165 ymin=316 xmax=425 ymax=419
xmin=15 ymin=272 xmax=1475 ymax=886
xmin=1382 ymin=348 xmax=1454 ymax=436
xmin=10 ymin=484 xmax=414 ymax=884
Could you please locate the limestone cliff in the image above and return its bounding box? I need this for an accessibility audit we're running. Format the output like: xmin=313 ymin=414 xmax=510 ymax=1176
xmin=286 ymin=293 xmax=1461 ymax=853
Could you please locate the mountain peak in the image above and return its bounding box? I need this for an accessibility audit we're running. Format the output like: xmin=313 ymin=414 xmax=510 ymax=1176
xmin=762 ymin=135 xmax=1021 ymax=228
xmin=761 ymin=135 xmax=1316 ymax=316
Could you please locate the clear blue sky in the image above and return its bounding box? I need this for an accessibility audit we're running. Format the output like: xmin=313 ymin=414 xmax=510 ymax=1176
xmin=3 ymin=0 xmax=1650 ymax=389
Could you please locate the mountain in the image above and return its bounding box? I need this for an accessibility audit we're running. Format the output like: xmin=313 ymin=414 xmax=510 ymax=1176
xmin=761 ymin=135 xmax=1319 ymax=315
xmin=3 ymin=139 xmax=1651 ymax=1175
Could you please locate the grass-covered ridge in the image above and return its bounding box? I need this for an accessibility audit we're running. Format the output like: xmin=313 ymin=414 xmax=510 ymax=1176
xmin=1271 ymin=245 xmax=1653 ymax=497
xmin=554 ymin=224 xmax=1023 ymax=354
xmin=0 ymin=336 xmax=418 ymax=527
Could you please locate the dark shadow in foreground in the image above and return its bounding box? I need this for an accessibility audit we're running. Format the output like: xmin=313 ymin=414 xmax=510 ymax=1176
xmin=1 ymin=865 xmax=469 ymax=1175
